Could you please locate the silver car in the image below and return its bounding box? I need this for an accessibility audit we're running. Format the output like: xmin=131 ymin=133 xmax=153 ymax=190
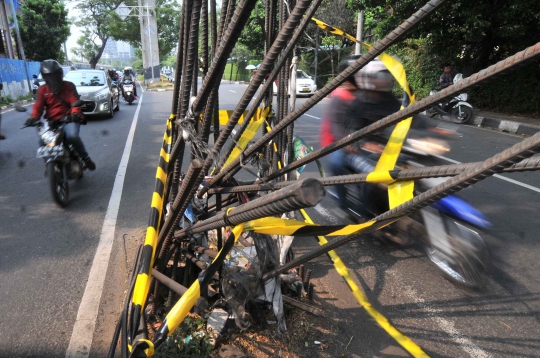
xmin=64 ymin=70 xmax=120 ymax=118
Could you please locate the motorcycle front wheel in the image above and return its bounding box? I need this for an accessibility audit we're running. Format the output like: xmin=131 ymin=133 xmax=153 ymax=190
xmin=451 ymin=106 xmax=474 ymax=124
xmin=48 ymin=162 xmax=69 ymax=207
xmin=425 ymin=216 xmax=489 ymax=289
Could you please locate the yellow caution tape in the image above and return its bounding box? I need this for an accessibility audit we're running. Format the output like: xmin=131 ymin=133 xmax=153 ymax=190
xmin=222 ymin=107 xmax=270 ymax=168
xmin=218 ymin=109 xmax=249 ymax=125
xmin=243 ymin=216 xmax=374 ymax=236
xmin=299 ymin=209 xmax=429 ymax=357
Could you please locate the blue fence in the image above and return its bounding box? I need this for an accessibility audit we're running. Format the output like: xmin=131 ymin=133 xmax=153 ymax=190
xmin=0 ymin=58 xmax=40 ymax=83
xmin=0 ymin=58 xmax=41 ymax=99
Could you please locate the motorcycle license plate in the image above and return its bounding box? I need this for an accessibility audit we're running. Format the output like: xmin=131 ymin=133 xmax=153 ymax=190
xmin=37 ymin=145 xmax=64 ymax=158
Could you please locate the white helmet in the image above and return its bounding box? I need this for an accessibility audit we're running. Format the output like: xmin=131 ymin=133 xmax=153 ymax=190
xmin=354 ymin=58 xmax=394 ymax=92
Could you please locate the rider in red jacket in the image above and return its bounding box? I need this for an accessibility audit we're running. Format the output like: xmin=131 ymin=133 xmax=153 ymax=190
xmin=26 ymin=60 xmax=95 ymax=170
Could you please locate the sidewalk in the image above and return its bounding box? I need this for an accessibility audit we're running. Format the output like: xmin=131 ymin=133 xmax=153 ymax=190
xmin=473 ymin=110 xmax=540 ymax=136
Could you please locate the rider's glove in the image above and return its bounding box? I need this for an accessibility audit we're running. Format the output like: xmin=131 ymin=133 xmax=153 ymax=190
xmin=24 ymin=117 xmax=39 ymax=127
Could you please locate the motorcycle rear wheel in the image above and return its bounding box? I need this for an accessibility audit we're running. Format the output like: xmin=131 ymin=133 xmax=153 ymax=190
xmin=425 ymin=216 xmax=489 ymax=289
xmin=451 ymin=106 xmax=474 ymax=124
xmin=48 ymin=162 xmax=69 ymax=207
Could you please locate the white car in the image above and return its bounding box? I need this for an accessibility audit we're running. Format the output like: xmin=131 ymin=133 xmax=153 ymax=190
xmin=273 ymin=69 xmax=317 ymax=96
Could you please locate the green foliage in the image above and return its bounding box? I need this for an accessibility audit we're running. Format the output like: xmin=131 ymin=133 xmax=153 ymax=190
xmin=387 ymin=39 xmax=441 ymax=99
xmin=238 ymin=1 xmax=266 ymax=59
xmin=153 ymin=315 xmax=214 ymax=358
xmin=18 ymin=0 xmax=70 ymax=62
xmin=107 ymin=0 xmax=182 ymax=59
xmin=72 ymin=0 xmax=123 ymax=68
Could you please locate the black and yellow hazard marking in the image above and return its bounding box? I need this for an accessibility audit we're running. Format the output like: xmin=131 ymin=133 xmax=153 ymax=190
xmin=244 ymin=216 xmax=374 ymax=236
xmin=299 ymin=209 xmax=429 ymax=357
xmin=129 ymin=116 xmax=174 ymax=343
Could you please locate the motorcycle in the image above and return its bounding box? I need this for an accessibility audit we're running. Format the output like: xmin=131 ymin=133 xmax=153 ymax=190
xmin=122 ymin=80 xmax=135 ymax=105
xmin=23 ymin=100 xmax=87 ymax=207
xmin=32 ymin=74 xmax=40 ymax=100
xmin=342 ymin=126 xmax=491 ymax=288
xmin=426 ymin=74 xmax=475 ymax=124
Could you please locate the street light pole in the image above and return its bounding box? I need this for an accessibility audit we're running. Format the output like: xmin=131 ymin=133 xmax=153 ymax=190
xmin=146 ymin=3 xmax=155 ymax=81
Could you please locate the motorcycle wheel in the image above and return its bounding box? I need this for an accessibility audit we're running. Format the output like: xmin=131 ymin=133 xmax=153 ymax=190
xmin=106 ymin=99 xmax=114 ymax=119
xmin=451 ymin=106 xmax=474 ymax=124
xmin=48 ymin=162 xmax=69 ymax=207
xmin=425 ymin=216 xmax=489 ymax=289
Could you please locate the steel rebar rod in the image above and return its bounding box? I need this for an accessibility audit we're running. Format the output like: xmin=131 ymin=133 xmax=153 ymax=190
xmin=157 ymin=159 xmax=204 ymax=260
xmin=219 ymin=41 xmax=540 ymax=187
xmin=174 ymin=178 xmax=325 ymax=239
xmin=220 ymin=0 xmax=323 ymax=170
xmin=262 ymin=131 xmax=540 ymax=281
xmin=179 ymin=0 xmax=203 ymax=119
xmin=207 ymin=156 xmax=540 ymax=194
xmin=191 ymin=0 xmax=258 ymax=115
xmin=190 ymin=244 xmax=218 ymax=258
xmin=199 ymin=0 xmax=450 ymax=195
xmin=151 ymin=269 xmax=208 ymax=311
xmin=195 ymin=0 xmax=315 ymax=178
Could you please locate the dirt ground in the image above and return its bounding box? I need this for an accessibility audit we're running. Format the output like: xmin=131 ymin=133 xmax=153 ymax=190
xmin=211 ymin=297 xmax=355 ymax=358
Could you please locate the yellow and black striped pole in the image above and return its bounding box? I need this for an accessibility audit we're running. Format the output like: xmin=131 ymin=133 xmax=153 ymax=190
xmin=129 ymin=115 xmax=174 ymax=343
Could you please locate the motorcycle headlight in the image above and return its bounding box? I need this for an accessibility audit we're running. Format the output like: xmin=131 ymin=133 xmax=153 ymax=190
xmin=42 ymin=131 xmax=60 ymax=146
xmin=93 ymin=89 xmax=109 ymax=101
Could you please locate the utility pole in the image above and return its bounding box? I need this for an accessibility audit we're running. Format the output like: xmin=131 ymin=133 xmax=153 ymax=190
xmin=355 ymin=10 xmax=364 ymax=55
xmin=8 ymin=0 xmax=31 ymax=94
xmin=137 ymin=0 xmax=160 ymax=83
xmin=117 ymin=1 xmax=160 ymax=83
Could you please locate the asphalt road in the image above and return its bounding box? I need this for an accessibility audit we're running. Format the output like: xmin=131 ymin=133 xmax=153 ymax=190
xmin=0 ymin=82 xmax=539 ymax=357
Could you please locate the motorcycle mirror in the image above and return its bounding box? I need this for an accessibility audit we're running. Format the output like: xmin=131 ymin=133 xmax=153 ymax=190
xmin=72 ymin=100 xmax=84 ymax=108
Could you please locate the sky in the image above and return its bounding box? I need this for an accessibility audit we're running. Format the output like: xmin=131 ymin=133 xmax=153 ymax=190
xmin=65 ymin=2 xmax=83 ymax=60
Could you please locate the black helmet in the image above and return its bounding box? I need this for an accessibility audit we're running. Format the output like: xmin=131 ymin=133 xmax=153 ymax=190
xmin=40 ymin=60 xmax=63 ymax=93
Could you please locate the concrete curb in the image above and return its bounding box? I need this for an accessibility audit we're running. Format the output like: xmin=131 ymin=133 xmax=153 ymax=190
xmin=471 ymin=115 xmax=540 ymax=136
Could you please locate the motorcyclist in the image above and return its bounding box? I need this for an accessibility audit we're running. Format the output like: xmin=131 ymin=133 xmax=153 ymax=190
xmin=439 ymin=62 xmax=458 ymax=89
xmin=108 ymin=69 xmax=119 ymax=82
xmin=320 ymin=56 xmax=400 ymax=213
xmin=120 ymin=67 xmax=137 ymax=100
xmin=25 ymin=59 xmax=96 ymax=171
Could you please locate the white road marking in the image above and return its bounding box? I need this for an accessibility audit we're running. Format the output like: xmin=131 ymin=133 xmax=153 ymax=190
xmin=303 ymin=113 xmax=321 ymax=119
xmin=400 ymin=286 xmax=490 ymax=358
xmin=433 ymin=154 xmax=540 ymax=194
xmin=313 ymin=204 xmax=341 ymax=224
xmin=65 ymin=94 xmax=144 ymax=358
xmin=229 ymin=90 xmax=237 ymax=93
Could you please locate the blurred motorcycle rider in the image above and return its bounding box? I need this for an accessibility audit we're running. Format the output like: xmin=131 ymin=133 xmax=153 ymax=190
xmin=120 ymin=67 xmax=137 ymax=99
xmin=320 ymin=56 xmax=400 ymax=213
xmin=26 ymin=60 xmax=96 ymax=170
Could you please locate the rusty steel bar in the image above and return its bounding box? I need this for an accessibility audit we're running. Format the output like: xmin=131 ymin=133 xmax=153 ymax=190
xmin=198 ymin=0 xmax=450 ymax=196
xmin=196 ymin=0 xmax=315 ymax=179
xmin=220 ymin=0 xmax=324 ymax=168
xmin=174 ymin=178 xmax=325 ymax=239
xmin=207 ymin=156 xmax=540 ymax=194
xmin=247 ymin=42 xmax=540 ymax=185
xmin=157 ymin=159 xmax=204 ymax=260
xmin=151 ymin=269 xmax=208 ymax=311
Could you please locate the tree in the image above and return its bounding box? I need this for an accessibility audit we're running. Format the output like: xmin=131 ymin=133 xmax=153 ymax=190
xmin=107 ymin=0 xmax=182 ymax=59
xmin=18 ymin=0 xmax=70 ymax=62
xmin=72 ymin=0 xmax=124 ymax=68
